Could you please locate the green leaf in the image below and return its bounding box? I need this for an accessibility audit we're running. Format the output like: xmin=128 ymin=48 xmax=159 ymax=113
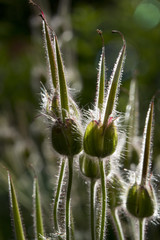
xmin=55 ymin=36 xmax=69 ymax=121
xmin=33 ymin=178 xmax=44 ymax=240
xmin=103 ymin=31 xmax=126 ymax=124
xmin=8 ymin=173 xmax=26 ymax=240
xmin=141 ymin=101 xmax=154 ymax=185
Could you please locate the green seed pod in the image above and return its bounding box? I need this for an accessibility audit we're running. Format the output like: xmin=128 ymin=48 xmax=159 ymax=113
xmin=126 ymin=183 xmax=155 ymax=219
xmin=83 ymin=119 xmax=118 ymax=158
xmin=79 ymin=153 xmax=100 ymax=179
xmin=108 ymin=175 xmax=124 ymax=210
xmin=51 ymin=118 xmax=82 ymax=156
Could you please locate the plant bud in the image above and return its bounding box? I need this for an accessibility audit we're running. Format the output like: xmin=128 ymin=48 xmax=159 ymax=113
xmin=79 ymin=153 xmax=100 ymax=179
xmin=51 ymin=119 xmax=82 ymax=156
xmin=83 ymin=119 xmax=118 ymax=158
xmin=108 ymin=175 xmax=124 ymax=210
xmin=126 ymin=183 xmax=155 ymax=218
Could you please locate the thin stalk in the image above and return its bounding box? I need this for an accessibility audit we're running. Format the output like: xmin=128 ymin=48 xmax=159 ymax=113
xmin=53 ymin=159 xmax=65 ymax=239
xmin=90 ymin=179 xmax=96 ymax=240
xmin=139 ymin=219 xmax=144 ymax=240
xmin=111 ymin=209 xmax=124 ymax=240
xmin=99 ymin=158 xmax=106 ymax=240
xmin=66 ymin=156 xmax=74 ymax=240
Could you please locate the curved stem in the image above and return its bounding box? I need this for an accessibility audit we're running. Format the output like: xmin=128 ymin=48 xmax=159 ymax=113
xmin=139 ymin=219 xmax=144 ymax=240
xmin=111 ymin=209 xmax=124 ymax=240
xmin=53 ymin=159 xmax=65 ymax=239
xmin=99 ymin=158 xmax=107 ymax=240
xmin=66 ymin=156 xmax=74 ymax=240
xmin=90 ymin=179 xmax=96 ymax=240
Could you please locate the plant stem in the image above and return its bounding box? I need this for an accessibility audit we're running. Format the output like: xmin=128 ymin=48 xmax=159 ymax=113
xmin=66 ymin=156 xmax=74 ymax=240
xmin=53 ymin=159 xmax=65 ymax=239
xmin=90 ymin=179 xmax=96 ymax=240
xmin=139 ymin=219 xmax=144 ymax=240
xmin=99 ymin=158 xmax=106 ymax=240
xmin=111 ymin=209 xmax=124 ymax=240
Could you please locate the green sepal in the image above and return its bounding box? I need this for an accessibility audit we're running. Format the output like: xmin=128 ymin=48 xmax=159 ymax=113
xmin=83 ymin=119 xmax=118 ymax=158
xmin=33 ymin=178 xmax=44 ymax=240
xmin=126 ymin=183 xmax=155 ymax=219
xmin=8 ymin=173 xmax=26 ymax=240
xmin=52 ymin=118 xmax=82 ymax=156
xmin=51 ymin=91 xmax=61 ymax=118
xmin=79 ymin=153 xmax=100 ymax=179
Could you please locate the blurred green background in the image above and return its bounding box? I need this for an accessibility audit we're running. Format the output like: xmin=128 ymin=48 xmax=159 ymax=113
xmin=0 ymin=0 xmax=160 ymax=239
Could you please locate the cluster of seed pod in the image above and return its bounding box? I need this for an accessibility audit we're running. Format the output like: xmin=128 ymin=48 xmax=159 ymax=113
xmin=8 ymin=2 xmax=159 ymax=240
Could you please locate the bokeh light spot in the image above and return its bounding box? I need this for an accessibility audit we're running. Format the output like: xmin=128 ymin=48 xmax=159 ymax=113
xmin=134 ymin=2 xmax=160 ymax=29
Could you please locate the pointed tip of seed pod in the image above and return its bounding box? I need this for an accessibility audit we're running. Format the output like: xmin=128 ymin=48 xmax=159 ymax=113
xmin=29 ymin=0 xmax=46 ymax=22
xmin=7 ymin=170 xmax=10 ymax=178
xmin=151 ymin=97 xmax=154 ymax=106
xmin=112 ymin=30 xmax=126 ymax=48
xmin=28 ymin=163 xmax=37 ymax=179
xmin=149 ymin=90 xmax=160 ymax=112
xmin=7 ymin=171 xmax=12 ymax=186
xmin=149 ymin=96 xmax=155 ymax=114
xmin=97 ymin=29 xmax=104 ymax=48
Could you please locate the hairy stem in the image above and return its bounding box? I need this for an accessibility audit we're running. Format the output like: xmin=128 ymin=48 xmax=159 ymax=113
xmin=99 ymin=158 xmax=107 ymax=240
xmin=90 ymin=179 xmax=96 ymax=240
xmin=53 ymin=159 xmax=65 ymax=239
xmin=139 ymin=219 xmax=144 ymax=240
xmin=66 ymin=156 xmax=74 ymax=240
xmin=111 ymin=209 xmax=124 ymax=240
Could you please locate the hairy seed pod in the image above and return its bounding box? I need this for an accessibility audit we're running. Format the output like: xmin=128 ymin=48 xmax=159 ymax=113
xmin=79 ymin=153 xmax=100 ymax=179
xmin=51 ymin=119 xmax=82 ymax=156
xmin=83 ymin=119 xmax=118 ymax=158
xmin=126 ymin=183 xmax=155 ymax=219
xmin=108 ymin=175 xmax=124 ymax=210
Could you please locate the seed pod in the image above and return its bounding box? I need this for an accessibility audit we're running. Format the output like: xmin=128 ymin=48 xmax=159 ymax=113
xmin=126 ymin=183 xmax=155 ymax=219
xmin=51 ymin=118 xmax=82 ymax=156
xmin=83 ymin=119 xmax=118 ymax=158
xmin=79 ymin=153 xmax=100 ymax=179
xmin=107 ymin=175 xmax=124 ymax=210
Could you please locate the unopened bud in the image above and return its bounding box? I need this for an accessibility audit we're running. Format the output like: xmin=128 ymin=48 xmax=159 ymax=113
xmin=52 ymin=119 xmax=82 ymax=156
xmin=79 ymin=153 xmax=100 ymax=179
xmin=126 ymin=183 xmax=155 ymax=218
xmin=83 ymin=119 xmax=118 ymax=158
